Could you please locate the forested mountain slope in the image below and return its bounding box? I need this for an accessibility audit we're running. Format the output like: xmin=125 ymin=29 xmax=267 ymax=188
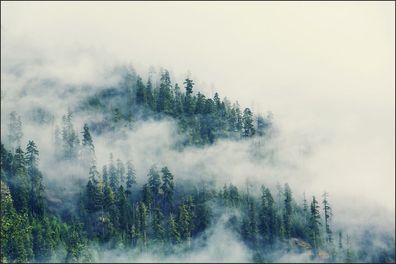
xmin=0 ymin=69 xmax=394 ymax=263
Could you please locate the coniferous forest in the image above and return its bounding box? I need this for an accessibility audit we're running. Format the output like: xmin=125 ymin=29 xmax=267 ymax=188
xmin=1 ymin=69 xmax=394 ymax=263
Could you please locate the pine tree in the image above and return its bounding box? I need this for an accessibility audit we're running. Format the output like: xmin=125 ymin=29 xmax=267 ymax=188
xmin=178 ymin=204 xmax=192 ymax=245
xmin=283 ymin=183 xmax=293 ymax=239
xmin=173 ymin=83 xmax=184 ymax=117
xmin=116 ymin=186 xmax=128 ymax=232
xmin=10 ymin=147 xmax=30 ymax=213
xmin=322 ymin=192 xmax=333 ymax=243
xmin=184 ymin=78 xmax=194 ymax=96
xmin=157 ymin=70 xmax=173 ymax=115
xmin=85 ymin=180 xmax=99 ymax=214
xmin=228 ymin=184 xmax=240 ymax=208
xmin=61 ymin=111 xmax=80 ymax=160
xmin=142 ymin=183 xmax=153 ymax=208
xmin=309 ymin=196 xmax=322 ymax=255
xmin=160 ymin=166 xmax=174 ymax=212
xmin=108 ymin=153 xmax=118 ymax=191
xmin=126 ymin=161 xmax=136 ymax=191
xmin=152 ymin=207 xmax=165 ymax=243
xmin=259 ymin=186 xmax=276 ymax=244
xmin=234 ymin=102 xmax=243 ymax=133
xmin=81 ymin=124 xmax=94 ymax=151
xmin=303 ymin=192 xmax=308 ymax=215
xmin=1 ymin=143 xmax=13 ymax=181
xmin=246 ymin=200 xmax=258 ymax=246
xmin=148 ymin=166 xmax=161 ymax=206
xmin=167 ymin=213 xmax=180 ymax=245
xmin=137 ymin=202 xmax=148 ymax=247
xmin=183 ymin=78 xmax=195 ymax=115
xmin=102 ymin=165 xmax=108 ymax=184
xmin=1 ymin=181 xmax=33 ymax=263
xmin=85 ymin=164 xmax=102 ymax=214
xmin=145 ymin=78 xmax=155 ymax=110
xmin=26 ymin=141 xmax=45 ymax=218
xmin=81 ymin=124 xmax=95 ymax=166
xmin=242 ymin=108 xmax=255 ymax=137
xmin=103 ymin=184 xmax=115 ymax=212
xmin=136 ymin=77 xmax=146 ymax=105
xmin=65 ymin=220 xmax=90 ymax=263
xmin=116 ymin=159 xmax=125 ymax=186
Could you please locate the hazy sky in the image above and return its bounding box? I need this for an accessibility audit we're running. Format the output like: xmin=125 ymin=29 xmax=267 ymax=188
xmin=1 ymin=2 xmax=395 ymax=210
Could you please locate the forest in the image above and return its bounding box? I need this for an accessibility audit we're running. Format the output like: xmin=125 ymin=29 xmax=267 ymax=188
xmin=1 ymin=69 xmax=394 ymax=263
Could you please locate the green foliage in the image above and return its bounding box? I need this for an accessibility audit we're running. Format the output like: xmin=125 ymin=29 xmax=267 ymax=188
xmin=309 ymin=196 xmax=322 ymax=255
xmin=79 ymin=69 xmax=272 ymax=146
xmin=323 ymin=192 xmax=333 ymax=243
xmin=283 ymin=183 xmax=293 ymax=239
xmin=0 ymin=140 xmax=394 ymax=262
xmin=126 ymin=161 xmax=136 ymax=192
xmin=61 ymin=111 xmax=80 ymax=160
xmin=242 ymin=108 xmax=255 ymax=137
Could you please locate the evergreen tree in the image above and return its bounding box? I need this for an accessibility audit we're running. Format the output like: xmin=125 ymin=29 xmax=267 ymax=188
xmin=173 ymin=83 xmax=184 ymax=117
xmin=309 ymin=196 xmax=322 ymax=255
xmin=1 ymin=143 xmax=13 ymax=181
xmin=142 ymin=183 xmax=153 ymax=208
xmin=242 ymin=108 xmax=255 ymax=137
xmin=234 ymin=103 xmax=243 ymax=132
xmin=102 ymin=165 xmax=108 ymax=184
xmin=283 ymin=183 xmax=293 ymax=239
xmin=178 ymin=204 xmax=193 ymax=245
xmin=108 ymin=154 xmax=118 ymax=191
xmin=103 ymin=184 xmax=115 ymax=212
xmin=1 ymin=181 xmax=33 ymax=263
xmin=322 ymin=192 xmax=333 ymax=243
xmin=148 ymin=166 xmax=161 ymax=205
xmin=160 ymin=166 xmax=174 ymax=212
xmin=116 ymin=186 xmax=129 ymax=232
xmin=183 ymin=78 xmax=195 ymax=115
xmin=243 ymin=200 xmax=258 ymax=246
xmin=157 ymin=70 xmax=173 ymax=115
xmin=81 ymin=124 xmax=94 ymax=151
xmin=65 ymin=220 xmax=90 ymax=263
xmin=228 ymin=184 xmax=240 ymax=208
xmin=137 ymin=202 xmax=148 ymax=247
xmin=184 ymin=78 xmax=194 ymax=96
xmin=136 ymin=77 xmax=146 ymax=105
xmin=152 ymin=207 xmax=165 ymax=243
xmin=303 ymin=192 xmax=308 ymax=215
xmin=116 ymin=159 xmax=125 ymax=186
xmin=259 ymin=186 xmax=276 ymax=244
xmin=26 ymin=141 xmax=45 ymax=218
xmin=145 ymin=78 xmax=155 ymax=110
xmin=167 ymin=213 xmax=180 ymax=245
xmin=126 ymin=161 xmax=136 ymax=191
xmin=10 ymin=147 xmax=30 ymax=213
xmin=85 ymin=164 xmax=102 ymax=213
xmin=61 ymin=110 xmax=80 ymax=160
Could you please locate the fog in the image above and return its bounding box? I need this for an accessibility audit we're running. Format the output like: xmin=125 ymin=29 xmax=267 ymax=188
xmin=1 ymin=1 xmax=394 ymax=262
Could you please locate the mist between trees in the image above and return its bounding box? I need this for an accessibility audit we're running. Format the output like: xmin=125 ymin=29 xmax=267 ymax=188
xmin=1 ymin=68 xmax=394 ymax=263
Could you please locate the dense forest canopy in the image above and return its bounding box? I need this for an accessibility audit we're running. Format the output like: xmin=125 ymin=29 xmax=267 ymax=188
xmin=0 ymin=69 xmax=394 ymax=263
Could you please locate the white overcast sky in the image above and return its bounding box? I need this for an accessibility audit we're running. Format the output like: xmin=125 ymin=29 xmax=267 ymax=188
xmin=1 ymin=1 xmax=395 ymax=211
